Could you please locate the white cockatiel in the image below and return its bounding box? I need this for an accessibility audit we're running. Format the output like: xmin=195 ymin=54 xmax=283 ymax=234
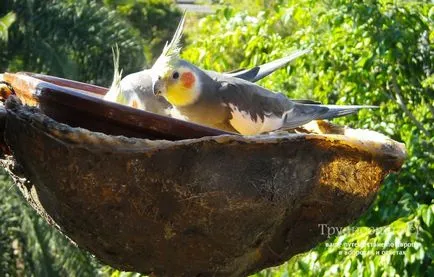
xmin=104 ymin=45 xmax=172 ymax=115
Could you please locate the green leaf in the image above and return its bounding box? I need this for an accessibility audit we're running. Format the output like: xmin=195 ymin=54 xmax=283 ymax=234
xmin=422 ymin=205 xmax=434 ymax=227
xmin=0 ymin=12 xmax=16 ymax=41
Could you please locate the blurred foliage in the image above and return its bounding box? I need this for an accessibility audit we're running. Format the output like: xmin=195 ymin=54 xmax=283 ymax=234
xmin=102 ymin=0 xmax=182 ymax=63
xmin=214 ymin=0 xmax=283 ymax=14
xmin=0 ymin=0 xmax=433 ymax=276
xmin=0 ymin=171 xmax=100 ymax=276
xmin=0 ymin=0 xmax=146 ymax=86
xmin=256 ymin=205 xmax=434 ymax=276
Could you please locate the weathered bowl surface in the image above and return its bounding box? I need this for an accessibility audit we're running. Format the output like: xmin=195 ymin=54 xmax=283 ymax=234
xmin=0 ymin=96 xmax=405 ymax=277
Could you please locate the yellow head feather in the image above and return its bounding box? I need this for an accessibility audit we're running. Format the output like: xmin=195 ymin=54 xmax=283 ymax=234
xmin=166 ymin=80 xmax=196 ymax=106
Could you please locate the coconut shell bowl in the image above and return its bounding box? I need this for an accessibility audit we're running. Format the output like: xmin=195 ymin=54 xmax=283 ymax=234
xmin=0 ymin=72 xmax=406 ymax=277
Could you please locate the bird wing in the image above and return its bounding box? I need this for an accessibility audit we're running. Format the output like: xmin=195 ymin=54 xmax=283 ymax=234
xmin=290 ymin=99 xmax=321 ymax=104
xmin=226 ymin=49 xmax=312 ymax=82
xmin=212 ymin=76 xmax=293 ymax=134
xmin=205 ymin=49 xmax=311 ymax=84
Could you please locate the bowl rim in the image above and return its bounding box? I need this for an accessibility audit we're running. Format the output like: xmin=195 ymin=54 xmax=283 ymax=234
xmin=2 ymin=72 xmax=235 ymax=140
xmin=5 ymin=96 xmax=406 ymax=165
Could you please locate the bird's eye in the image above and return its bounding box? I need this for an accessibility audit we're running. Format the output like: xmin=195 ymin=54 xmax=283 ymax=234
xmin=172 ymin=71 xmax=179 ymax=79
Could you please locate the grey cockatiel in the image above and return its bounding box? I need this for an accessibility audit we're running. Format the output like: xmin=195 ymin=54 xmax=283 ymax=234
xmin=104 ymin=14 xmax=310 ymax=116
xmin=151 ymin=20 xmax=377 ymax=135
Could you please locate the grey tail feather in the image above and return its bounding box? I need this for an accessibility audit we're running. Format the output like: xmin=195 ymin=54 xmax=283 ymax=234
xmin=282 ymin=104 xmax=377 ymax=129
xmin=316 ymin=105 xmax=378 ymax=120
xmin=231 ymin=48 xmax=312 ymax=82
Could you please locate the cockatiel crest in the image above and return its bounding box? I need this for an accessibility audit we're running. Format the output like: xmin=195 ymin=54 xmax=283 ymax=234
xmin=105 ymin=45 xmax=126 ymax=103
xmin=104 ymin=45 xmax=148 ymax=110
xmin=151 ymin=12 xmax=186 ymax=76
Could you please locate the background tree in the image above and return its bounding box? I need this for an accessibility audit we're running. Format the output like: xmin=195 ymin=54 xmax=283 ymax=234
xmin=102 ymin=0 xmax=182 ymax=64
xmin=0 ymin=0 xmax=146 ymax=86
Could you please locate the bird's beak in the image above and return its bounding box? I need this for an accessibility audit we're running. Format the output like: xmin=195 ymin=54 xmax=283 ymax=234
xmin=153 ymin=78 xmax=166 ymax=96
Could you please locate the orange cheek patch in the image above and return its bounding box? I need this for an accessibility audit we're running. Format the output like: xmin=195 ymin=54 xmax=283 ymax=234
xmin=181 ymin=72 xmax=195 ymax=89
